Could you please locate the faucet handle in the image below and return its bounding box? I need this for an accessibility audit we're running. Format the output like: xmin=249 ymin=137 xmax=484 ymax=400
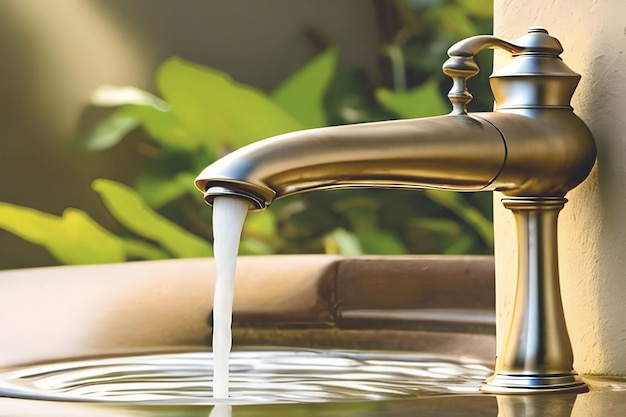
xmin=442 ymin=27 xmax=565 ymax=115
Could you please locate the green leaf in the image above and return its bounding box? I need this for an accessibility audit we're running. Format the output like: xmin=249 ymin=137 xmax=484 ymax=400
xmin=324 ymin=71 xmax=392 ymax=124
xmin=90 ymin=84 xmax=169 ymax=111
xmin=57 ymin=209 xmax=125 ymax=263
xmin=120 ymin=238 xmax=170 ymax=260
xmin=79 ymin=108 xmax=140 ymax=151
xmin=134 ymin=152 xmax=212 ymax=208
xmin=411 ymin=217 xmax=462 ymax=236
xmin=78 ymin=84 xmax=194 ymax=152
xmin=135 ymin=170 xmax=198 ymax=208
xmin=92 ymin=179 xmax=213 ymax=258
xmin=324 ymin=228 xmax=363 ymax=256
xmin=0 ymin=202 xmax=125 ymax=264
xmin=443 ymin=234 xmax=476 ymax=255
xmin=435 ymin=5 xmax=479 ymax=39
xmin=156 ymin=57 xmax=303 ymax=152
xmin=79 ymin=84 xmax=187 ymax=152
xmin=358 ymin=230 xmax=408 ymax=255
xmin=376 ymin=79 xmax=449 ymax=119
xmin=424 ymin=190 xmax=494 ymax=248
xmin=124 ymin=105 xmax=197 ymax=152
xmin=456 ymin=0 xmax=494 ymax=18
xmin=239 ymin=237 xmax=275 ymax=256
xmin=238 ymin=211 xmax=279 ymax=255
xmin=272 ymin=47 xmax=338 ymax=128
xmin=410 ymin=217 xmax=468 ymax=254
xmin=242 ymin=210 xmax=278 ymax=239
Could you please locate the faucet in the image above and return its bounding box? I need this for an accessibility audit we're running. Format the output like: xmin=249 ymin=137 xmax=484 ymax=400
xmin=195 ymin=28 xmax=596 ymax=394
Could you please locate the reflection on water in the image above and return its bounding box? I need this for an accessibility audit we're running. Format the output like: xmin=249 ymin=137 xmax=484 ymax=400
xmin=209 ymin=404 xmax=232 ymax=417
xmin=496 ymin=394 xmax=576 ymax=417
xmin=3 ymin=379 xmax=626 ymax=417
xmin=3 ymin=351 xmax=625 ymax=417
xmin=0 ymin=349 xmax=490 ymax=404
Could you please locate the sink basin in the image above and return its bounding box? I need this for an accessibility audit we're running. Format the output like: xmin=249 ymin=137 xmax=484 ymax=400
xmin=0 ymin=255 xmax=624 ymax=415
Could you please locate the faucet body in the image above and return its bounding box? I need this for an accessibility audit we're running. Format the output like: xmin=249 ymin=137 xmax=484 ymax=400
xmin=196 ymin=110 xmax=593 ymax=208
xmin=195 ymin=28 xmax=596 ymax=393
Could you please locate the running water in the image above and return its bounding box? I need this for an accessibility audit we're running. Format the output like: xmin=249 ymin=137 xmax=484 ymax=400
xmin=211 ymin=197 xmax=249 ymax=398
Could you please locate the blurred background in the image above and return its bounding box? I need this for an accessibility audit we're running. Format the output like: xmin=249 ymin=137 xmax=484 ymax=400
xmin=0 ymin=0 xmax=493 ymax=270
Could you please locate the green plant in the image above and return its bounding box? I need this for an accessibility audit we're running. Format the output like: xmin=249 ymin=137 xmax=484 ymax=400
xmin=0 ymin=0 xmax=494 ymax=265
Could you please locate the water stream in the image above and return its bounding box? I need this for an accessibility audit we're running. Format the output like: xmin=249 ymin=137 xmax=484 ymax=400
xmin=211 ymin=197 xmax=249 ymax=398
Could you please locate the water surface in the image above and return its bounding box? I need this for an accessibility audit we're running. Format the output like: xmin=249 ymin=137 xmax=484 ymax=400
xmin=0 ymin=349 xmax=491 ymax=405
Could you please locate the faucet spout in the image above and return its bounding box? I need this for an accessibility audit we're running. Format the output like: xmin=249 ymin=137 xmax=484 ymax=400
xmin=194 ymin=28 xmax=597 ymax=394
xmin=195 ymin=109 xmax=595 ymax=210
xmin=195 ymin=114 xmax=507 ymax=209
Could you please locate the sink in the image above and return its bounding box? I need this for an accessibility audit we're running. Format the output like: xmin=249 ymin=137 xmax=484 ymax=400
xmin=0 ymin=255 xmax=624 ymax=415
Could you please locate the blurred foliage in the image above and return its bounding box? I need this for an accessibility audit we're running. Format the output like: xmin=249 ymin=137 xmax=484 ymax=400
xmin=0 ymin=0 xmax=494 ymax=265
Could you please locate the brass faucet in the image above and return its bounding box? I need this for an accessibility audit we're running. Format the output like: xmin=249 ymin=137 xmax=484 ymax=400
xmin=195 ymin=28 xmax=596 ymax=394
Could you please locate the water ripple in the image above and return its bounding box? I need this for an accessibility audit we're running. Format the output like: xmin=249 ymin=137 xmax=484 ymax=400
xmin=0 ymin=349 xmax=492 ymax=405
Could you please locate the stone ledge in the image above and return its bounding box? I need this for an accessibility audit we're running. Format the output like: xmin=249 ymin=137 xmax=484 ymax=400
xmin=0 ymin=255 xmax=495 ymax=366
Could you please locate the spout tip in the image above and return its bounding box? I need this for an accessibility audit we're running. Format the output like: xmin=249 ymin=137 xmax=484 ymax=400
xmin=202 ymin=185 xmax=268 ymax=210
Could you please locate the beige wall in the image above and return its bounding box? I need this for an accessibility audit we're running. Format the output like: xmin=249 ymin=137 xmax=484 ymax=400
xmin=494 ymin=1 xmax=626 ymax=375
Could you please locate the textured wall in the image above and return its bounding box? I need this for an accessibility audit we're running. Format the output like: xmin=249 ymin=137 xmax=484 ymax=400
xmin=493 ymin=0 xmax=626 ymax=375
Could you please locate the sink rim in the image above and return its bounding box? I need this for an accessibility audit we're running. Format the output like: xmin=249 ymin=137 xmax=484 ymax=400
xmin=0 ymin=255 xmax=495 ymax=368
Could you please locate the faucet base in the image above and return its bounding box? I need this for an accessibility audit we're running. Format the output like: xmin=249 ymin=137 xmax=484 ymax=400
xmin=481 ymin=373 xmax=588 ymax=394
